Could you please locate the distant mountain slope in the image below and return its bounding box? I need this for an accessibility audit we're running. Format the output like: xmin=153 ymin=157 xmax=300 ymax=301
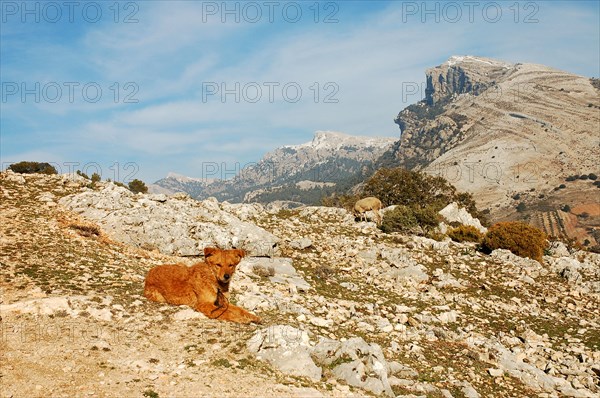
xmin=378 ymin=55 xmax=600 ymax=244
xmin=149 ymin=172 xmax=212 ymax=197
xmin=152 ymin=131 xmax=397 ymax=204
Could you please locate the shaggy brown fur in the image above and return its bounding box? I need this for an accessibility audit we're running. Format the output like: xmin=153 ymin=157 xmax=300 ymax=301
xmin=354 ymin=196 xmax=383 ymax=225
xmin=143 ymin=247 xmax=261 ymax=324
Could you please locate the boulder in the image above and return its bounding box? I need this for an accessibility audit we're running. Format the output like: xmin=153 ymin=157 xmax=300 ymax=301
xmin=59 ymin=184 xmax=279 ymax=257
xmin=247 ymin=325 xmax=321 ymax=381
xmin=439 ymin=202 xmax=487 ymax=233
xmin=312 ymin=336 xmax=398 ymax=397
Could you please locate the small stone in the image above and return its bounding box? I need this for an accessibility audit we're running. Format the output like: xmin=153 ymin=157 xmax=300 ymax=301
xmin=310 ymin=317 xmax=333 ymax=328
xmin=488 ymin=368 xmax=504 ymax=377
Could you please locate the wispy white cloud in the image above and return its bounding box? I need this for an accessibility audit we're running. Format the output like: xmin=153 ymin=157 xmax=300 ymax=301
xmin=2 ymin=1 xmax=598 ymax=182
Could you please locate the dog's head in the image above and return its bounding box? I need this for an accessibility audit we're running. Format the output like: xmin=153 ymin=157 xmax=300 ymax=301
xmin=204 ymin=247 xmax=246 ymax=284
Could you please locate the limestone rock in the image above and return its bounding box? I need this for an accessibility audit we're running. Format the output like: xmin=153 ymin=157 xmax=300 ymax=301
xmin=439 ymin=202 xmax=487 ymax=233
xmin=247 ymin=325 xmax=321 ymax=381
xmin=58 ymin=184 xmax=279 ymax=257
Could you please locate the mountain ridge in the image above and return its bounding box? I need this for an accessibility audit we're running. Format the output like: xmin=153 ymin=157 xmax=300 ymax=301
xmin=151 ymin=130 xmax=397 ymax=203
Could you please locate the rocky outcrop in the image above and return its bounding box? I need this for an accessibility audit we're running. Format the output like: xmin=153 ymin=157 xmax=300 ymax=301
xmin=248 ymin=326 xmax=414 ymax=397
xmin=58 ymin=182 xmax=279 ymax=257
xmin=425 ymin=55 xmax=513 ymax=105
xmin=438 ymin=202 xmax=487 ymax=233
xmin=382 ymin=55 xmax=600 ymax=247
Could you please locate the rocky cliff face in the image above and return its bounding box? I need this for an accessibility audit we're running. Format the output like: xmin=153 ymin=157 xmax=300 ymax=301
xmin=381 ymin=55 xmax=600 ymax=244
xmin=425 ymin=56 xmax=514 ymax=105
xmin=152 ymin=131 xmax=397 ymax=204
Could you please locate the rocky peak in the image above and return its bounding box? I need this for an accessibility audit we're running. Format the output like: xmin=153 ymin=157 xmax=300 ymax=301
xmin=289 ymin=130 xmax=396 ymax=152
xmin=425 ymin=55 xmax=515 ymax=105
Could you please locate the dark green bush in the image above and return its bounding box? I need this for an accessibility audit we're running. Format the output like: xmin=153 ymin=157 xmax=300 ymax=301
xmin=76 ymin=170 xmax=90 ymax=179
xmin=481 ymin=221 xmax=548 ymax=263
xmin=588 ymin=173 xmax=598 ymax=180
xmin=8 ymin=161 xmax=57 ymax=175
xmin=363 ymin=168 xmax=455 ymax=209
xmin=362 ymin=168 xmax=488 ymax=225
xmin=128 ymin=179 xmax=148 ymax=194
xmin=448 ymin=225 xmax=484 ymax=243
xmin=91 ymin=173 xmax=101 ymax=183
xmin=516 ymin=202 xmax=527 ymax=212
xmin=380 ymin=204 xmax=441 ymax=234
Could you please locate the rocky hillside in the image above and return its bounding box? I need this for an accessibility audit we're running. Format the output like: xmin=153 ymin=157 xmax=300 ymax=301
xmin=380 ymin=55 xmax=600 ymax=245
xmin=2 ymin=170 xmax=599 ymax=398
xmin=151 ymin=131 xmax=396 ymax=204
xmin=148 ymin=172 xmax=213 ymax=197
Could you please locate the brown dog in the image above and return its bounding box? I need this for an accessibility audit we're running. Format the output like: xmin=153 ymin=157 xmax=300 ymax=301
xmin=144 ymin=247 xmax=261 ymax=324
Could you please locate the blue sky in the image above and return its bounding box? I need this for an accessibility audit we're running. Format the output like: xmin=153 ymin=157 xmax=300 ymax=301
xmin=1 ymin=0 xmax=599 ymax=183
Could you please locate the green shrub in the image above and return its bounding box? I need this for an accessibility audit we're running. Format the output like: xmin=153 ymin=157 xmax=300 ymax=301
xmin=363 ymin=168 xmax=455 ymax=209
xmin=91 ymin=172 xmax=101 ymax=183
xmin=516 ymin=202 xmax=527 ymax=212
xmin=588 ymin=173 xmax=598 ymax=180
xmin=76 ymin=170 xmax=90 ymax=179
xmin=380 ymin=204 xmax=441 ymax=234
xmin=481 ymin=221 xmax=548 ymax=263
xmin=321 ymin=193 xmax=361 ymax=211
xmin=128 ymin=179 xmax=148 ymax=194
xmin=447 ymin=225 xmax=484 ymax=243
xmin=8 ymin=161 xmax=57 ymax=175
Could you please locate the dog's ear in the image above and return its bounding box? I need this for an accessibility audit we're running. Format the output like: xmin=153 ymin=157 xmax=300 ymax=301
xmin=236 ymin=249 xmax=246 ymax=258
xmin=204 ymin=247 xmax=217 ymax=258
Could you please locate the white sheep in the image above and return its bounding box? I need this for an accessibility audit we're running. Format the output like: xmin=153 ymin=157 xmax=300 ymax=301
xmin=353 ymin=197 xmax=383 ymax=225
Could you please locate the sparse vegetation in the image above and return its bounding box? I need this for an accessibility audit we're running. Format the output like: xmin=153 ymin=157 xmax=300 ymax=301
xmin=142 ymin=389 xmax=159 ymax=398
xmin=76 ymin=170 xmax=90 ymax=179
xmin=481 ymin=222 xmax=548 ymax=263
xmin=211 ymin=358 xmax=232 ymax=368
xmin=447 ymin=225 xmax=483 ymax=243
xmin=9 ymin=161 xmax=57 ymax=175
xmin=516 ymin=202 xmax=527 ymax=212
xmin=380 ymin=204 xmax=441 ymax=234
xmin=68 ymin=221 xmax=101 ymax=238
xmin=128 ymin=178 xmax=148 ymax=194
xmin=252 ymin=264 xmax=275 ymax=278
xmin=321 ymin=193 xmax=361 ymax=211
